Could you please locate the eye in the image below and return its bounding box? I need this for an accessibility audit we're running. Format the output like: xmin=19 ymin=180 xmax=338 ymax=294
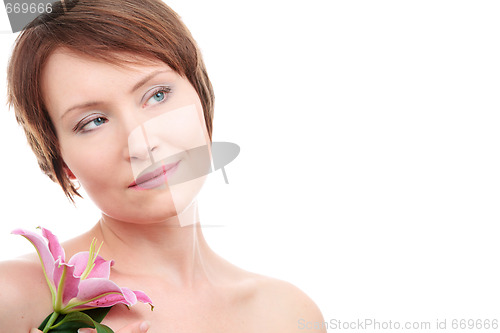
xmin=75 ymin=116 xmax=108 ymax=133
xmin=144 ymin=87 xmax=172 ymax=107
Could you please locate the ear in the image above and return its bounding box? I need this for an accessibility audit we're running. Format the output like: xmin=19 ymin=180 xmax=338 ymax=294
xmin=63 ymin=164 xmax=77 ymax=180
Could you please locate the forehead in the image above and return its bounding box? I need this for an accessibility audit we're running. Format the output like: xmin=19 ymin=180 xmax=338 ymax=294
xmin=42 ymin=48 xmax=171 ymax=87
xmin=41 ymin=48 xmax=176 ymax=114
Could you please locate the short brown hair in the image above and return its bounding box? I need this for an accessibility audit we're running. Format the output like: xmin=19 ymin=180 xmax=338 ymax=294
xmin=7 ymin=0 xmax=215 ymax=202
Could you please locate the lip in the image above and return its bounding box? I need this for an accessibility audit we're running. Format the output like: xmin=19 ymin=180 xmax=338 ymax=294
xmin=129 ymin=160 xmax=181 ymax=190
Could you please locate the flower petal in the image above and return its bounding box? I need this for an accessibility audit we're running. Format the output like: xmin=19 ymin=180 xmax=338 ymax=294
xmin=52 ymin=259 xmax=80 ymax=307
xmin=67 ymin=252 xmax=89 ymax=277
xmin=76 ymin=278 xmax=129 ymax=303
xmin=76 ymin=290 xmax=136 ymax=309
xmin=41 ymin=227 xmax=65 ymax=262
xmin=120 ymin=287 xmax=138 ymax=305
xmin=67 ymin=280 xmax=138 ymax=311
xmin=11 ymin=228 xmax=55 ymax=282
xmin=133 ymin=290 xmax=154 ymax=308
xmin=68 ymin=252 xmax=114 ymax=279
xmin=89 ymin=256 xmax=114 ymax=279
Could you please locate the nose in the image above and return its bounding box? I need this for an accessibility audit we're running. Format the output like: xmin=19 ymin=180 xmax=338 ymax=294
xmin=123 ymin=116 xmax=159 ymax=163
xmin=127 ymin=124 xmax=156 ymax=162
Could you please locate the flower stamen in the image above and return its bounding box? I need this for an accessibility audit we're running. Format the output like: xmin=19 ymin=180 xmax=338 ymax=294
xmin=80 ymin=238 xmax=104 ymax=280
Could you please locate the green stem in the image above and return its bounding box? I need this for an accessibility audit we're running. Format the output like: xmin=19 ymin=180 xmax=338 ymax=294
xmin=42 ymin=312 xmax=59 ymax=333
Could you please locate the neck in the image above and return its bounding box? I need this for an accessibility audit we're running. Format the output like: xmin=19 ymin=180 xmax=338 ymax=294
xmin=90 ymin=200 xmax=215 ymax=287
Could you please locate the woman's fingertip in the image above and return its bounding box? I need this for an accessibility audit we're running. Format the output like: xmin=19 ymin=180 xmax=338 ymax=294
xmin=30 ymin=329 xmax=41 ymax=333
xmin=78 ymin=329 xmax=93 ymax=333
xmin=140 ymin=321 xmax=151 ymax=332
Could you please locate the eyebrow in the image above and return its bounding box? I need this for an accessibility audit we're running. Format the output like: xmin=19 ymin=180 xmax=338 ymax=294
xmin=61 ymin=101 xmax=102 ymax=120
xmin=129 ymin=69 xmax=172 ymax=94
xmin=60 ymin=69 xmax=173 ymax=120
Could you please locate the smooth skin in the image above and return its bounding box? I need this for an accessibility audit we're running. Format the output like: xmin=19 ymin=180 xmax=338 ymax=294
xmin=0 ymin=48 xmax=326 ymax=333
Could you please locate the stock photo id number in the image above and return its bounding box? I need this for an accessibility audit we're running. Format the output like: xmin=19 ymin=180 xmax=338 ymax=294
xmin=299 ymin=318 xmax=500 ymax=331
xmin=2 ymin=0 xmax=78 ymax=33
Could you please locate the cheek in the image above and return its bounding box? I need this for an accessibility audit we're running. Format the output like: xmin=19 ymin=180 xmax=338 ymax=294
xmin=160 ymin=82 xmax=209 ymax=148
xmin=60 ymin=137 xmax=120 ymax=191
xmin=160 ymin=103 xmax=208 ymax=148
xmin=154 ymin=104 xmax=211 ymax=179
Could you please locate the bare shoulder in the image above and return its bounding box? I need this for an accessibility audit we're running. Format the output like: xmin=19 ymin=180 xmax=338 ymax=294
xmin=0 ymin=259 xmax=53 ymax=331
xmin=236 ymin=272 xmax=326 ymax=332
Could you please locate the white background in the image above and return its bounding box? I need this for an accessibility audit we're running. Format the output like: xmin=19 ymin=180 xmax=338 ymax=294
xmin=1 ymin=1 xmax=500 ymax=331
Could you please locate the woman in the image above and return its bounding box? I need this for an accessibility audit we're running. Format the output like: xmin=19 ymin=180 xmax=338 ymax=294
xmin=0 ymin=0 xmax=326 ymax=332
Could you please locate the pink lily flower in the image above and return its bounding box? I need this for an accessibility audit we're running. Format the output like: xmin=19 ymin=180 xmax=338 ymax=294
xmin=12 ymin=227 xmax=153 ymax=314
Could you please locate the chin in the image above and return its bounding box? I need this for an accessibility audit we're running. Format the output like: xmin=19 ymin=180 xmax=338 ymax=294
xmin=90 ymin=175 xmax=206 ymax=225
xmin=100 ymin=193 xmax=196 ymax=226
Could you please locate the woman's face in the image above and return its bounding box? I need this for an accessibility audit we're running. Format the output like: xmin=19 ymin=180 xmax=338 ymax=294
xmin=42 ymin=48 xmax=212 ymax=225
